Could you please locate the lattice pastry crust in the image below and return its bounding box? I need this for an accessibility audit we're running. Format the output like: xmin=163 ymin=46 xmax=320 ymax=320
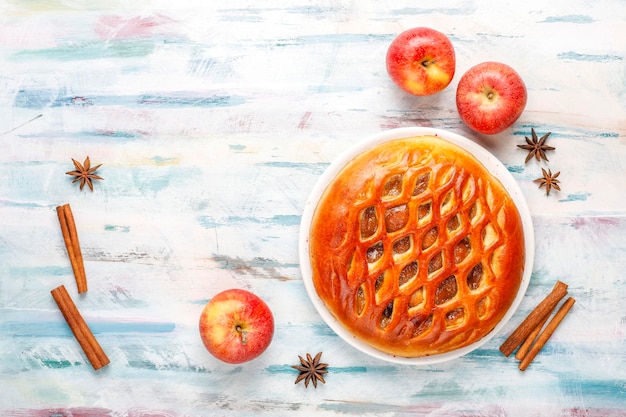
xmin=309 ymin=136 xmax=525 ymax=357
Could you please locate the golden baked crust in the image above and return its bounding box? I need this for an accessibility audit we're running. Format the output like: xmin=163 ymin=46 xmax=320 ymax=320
xmin=309 ymin=135 xmax=525 ymax=357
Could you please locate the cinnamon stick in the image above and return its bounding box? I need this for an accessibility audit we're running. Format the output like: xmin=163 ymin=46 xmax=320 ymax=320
xmin=56 ymin=204 xmax=87 ymax=293
xmin=51 ymin=284 xmax=109 ymax=370
xmin=519 ymin=297 xmax=576 ymax=371
xmin=514 ymin=310 xmax=551 ymax=360
xmin=499 ymin=280 xmax=568 ymax=357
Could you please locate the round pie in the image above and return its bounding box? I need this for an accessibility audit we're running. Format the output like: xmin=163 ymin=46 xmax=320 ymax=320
xmin=308 ymin=135 xmax=525 ymax=358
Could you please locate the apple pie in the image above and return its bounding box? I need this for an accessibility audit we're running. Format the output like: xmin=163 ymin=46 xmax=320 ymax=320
xmin=308 ymin=135 xmax=525 ymax=357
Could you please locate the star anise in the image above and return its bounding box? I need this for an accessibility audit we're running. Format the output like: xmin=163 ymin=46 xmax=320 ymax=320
xmin=534 ymin=168 xmax=561 ymax=196
xmin=518 ymin=128 xmax=554 ymax=163
xmin=65 ymin=156 xmax=103 ymax=191
xmin=291 ymin=352 xmax=328 ymax=388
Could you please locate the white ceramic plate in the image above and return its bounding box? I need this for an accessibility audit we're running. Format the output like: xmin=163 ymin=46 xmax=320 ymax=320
xmin=298 ymin=127 xmax=535 ymax=365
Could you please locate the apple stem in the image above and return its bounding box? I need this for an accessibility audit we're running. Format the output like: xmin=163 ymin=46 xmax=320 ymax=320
xmin=236 ymin=325 xmax=248 ymax=345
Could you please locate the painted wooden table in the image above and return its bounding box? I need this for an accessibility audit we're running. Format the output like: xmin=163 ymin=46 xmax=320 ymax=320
xmin=1 ymin=1 xmax=625 ymax=416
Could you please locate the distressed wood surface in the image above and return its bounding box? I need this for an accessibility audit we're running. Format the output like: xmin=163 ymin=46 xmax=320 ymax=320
xmin=1 ymin=1 xmax=625 ymax=416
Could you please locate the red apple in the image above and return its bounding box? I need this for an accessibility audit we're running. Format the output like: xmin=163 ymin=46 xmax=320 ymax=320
xmin=199 ymin=288 xmax=274 ymax=364
xmin=456 ymin=61 xmax=527 ymax=135
xmin=386 ymin=27 xmax=456 ymax=96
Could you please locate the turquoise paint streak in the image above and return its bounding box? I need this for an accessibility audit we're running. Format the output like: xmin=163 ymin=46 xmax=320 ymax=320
xmin=41 ymin=359 xmax=76 ymax=369
xmin=94 ymin=130 xmax=139 ymax=138
xmin=258 ymin=161 xmax=329 ymax=174
xmin=0 ymin=199 xmax=49 ymax=208
xmin=7 ymin=265 xmax=71 ymax=278
xmin=265 ymin=364 xmax=366 ymax=374
xmin=13 ymin=89 xmax=246 ymax=110
xmin=99 ymin=166 xmax=202 ymax=195
xmin=137 ymin=94 xmax=245 ymax=108
xmin=197 ymin=214 xmax=301 ymax=228
xmin=513 ymin=125 xmax=619 ymax=139
xmin=1 ymin=320 xmax=176 ymax=336
xmin=540 ymin=15 xmax=595 ymax=24
xmin=11 ymin=39 xmax=157 ymax=61
xmin=18 ymin=131 xmax=145 ymax=141
xmin=104 ymin=224 xmax=131 ymax=233
xmin=507 ymin=165 xmax=525 ymax=174
xmin=151 ymin=156 xmax=177 ymax=164
xmin=560 ymin=192 xmax=591 ymax=202
xmin=91 ymin=321 xmax=176 ymax=333
xmin=561 ymin=379 xmax=626 ymax=407
xmin=558 ymin=51 xmax=623 ymax=62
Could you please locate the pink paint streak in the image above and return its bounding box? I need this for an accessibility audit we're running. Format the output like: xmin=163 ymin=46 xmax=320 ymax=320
xmin=8 ymin=407 xmax=112 ymax=417
xmin=564 ymin=408 xmax=626 ymax=417
xmin=94 ymin=15 xmax=175 ymax=40
xmin=5 ymin=407 xmax=626 ymax=417
xmin=7 ymin=408 xmax=182 ymax=417
xmin=570 ymin=216 xmax=622 ymax=230
xmin=297 ymin=112 xmax=312 ymax=129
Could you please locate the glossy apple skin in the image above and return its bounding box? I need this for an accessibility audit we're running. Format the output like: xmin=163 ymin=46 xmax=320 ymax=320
xmin=456 ymin=61 xmax=527 ymax=135
xmin=199 ymin=289 xmax=274 ymax=364
xmin=386 ymin=27 xmax=456 ymax=96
